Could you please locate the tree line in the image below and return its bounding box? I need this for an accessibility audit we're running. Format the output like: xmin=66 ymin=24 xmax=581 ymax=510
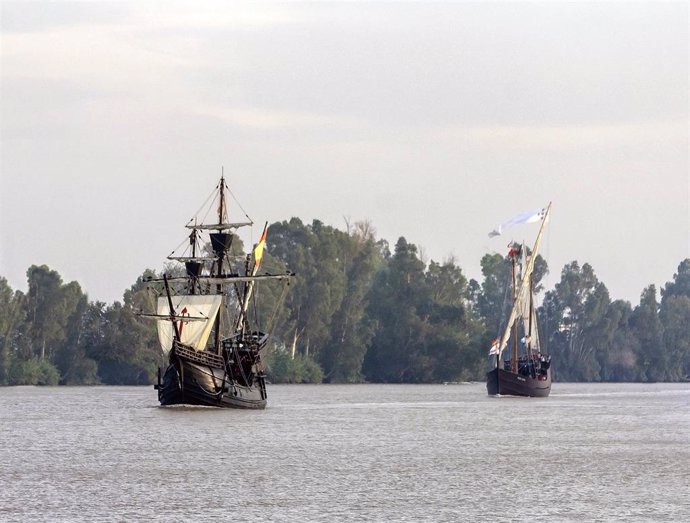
xmin=1 ymin=217 xmax=689 ymax=385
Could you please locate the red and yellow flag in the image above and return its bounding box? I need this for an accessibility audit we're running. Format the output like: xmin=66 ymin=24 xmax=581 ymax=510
xmin=253 ymin=222 xmax=268 ymax=269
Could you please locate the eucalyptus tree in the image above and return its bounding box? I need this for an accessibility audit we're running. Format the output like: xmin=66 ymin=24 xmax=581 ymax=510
xmin=661 ymin=259 xmax=690 ymax=299
xmin=659 ymin=259 xmax=690 ymax=380
xmin=0 ymin=278 xmax=25 ymax=384
xmin=541 ymin=261 xmax=610 ymax=381
xmin=476 ymin=253 xmax=512 ymax=338
xmin=630 ymin=285 xmax=664 ymax=381
xmin=267 ymin=218 xmax=347 ymax=364
xmin=23 ymin=265 xmax=70 ymax=361
xmin=658 ymin=295 xmax=690 ymax=381
xmin=364 ymin=236 xmax=428 ymax=382
xmin=52 ymin=286 xmax=90 ymax=384
xmin=598 ymin=299 xmax=639 ymax=381
xmin=322 ymin=221 xmax=382 ymax=382
xmin=6 ymin=266 xmax=86 ymax=384
xmin=264 ymin=218 xmax=315 ymax=360
xmin=423 ymin=258 xmax=485 ymax=381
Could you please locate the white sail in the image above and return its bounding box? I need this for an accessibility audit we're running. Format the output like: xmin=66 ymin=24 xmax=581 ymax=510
xmin=156 ymin=295 xmax=223 ymax=354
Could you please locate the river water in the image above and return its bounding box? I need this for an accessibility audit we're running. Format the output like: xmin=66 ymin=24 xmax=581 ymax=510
xmin=1 ymin=383 xmax=688 ymax=522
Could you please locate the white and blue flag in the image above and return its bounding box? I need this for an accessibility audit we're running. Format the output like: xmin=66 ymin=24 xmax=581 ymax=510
xmin=488 ymin=208 xmax=545 ymax=238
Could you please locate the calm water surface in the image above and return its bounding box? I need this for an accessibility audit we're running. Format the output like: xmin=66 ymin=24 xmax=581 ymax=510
xmin=1 ymin=383 xmax=688 ymax=522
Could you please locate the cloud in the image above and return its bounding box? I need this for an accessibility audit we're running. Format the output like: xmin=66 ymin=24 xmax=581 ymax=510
xmin=432 ymin=122 xmax=689 ymax=152
xmin=191 ymin=104 xmax=364 ymax=131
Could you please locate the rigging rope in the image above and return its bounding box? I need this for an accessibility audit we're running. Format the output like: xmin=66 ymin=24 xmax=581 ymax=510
xmin=226 ymin=185 xmax=253 ymax=224
xmin=542 ymin=224 xmax=552 ymax=355
xmin=265 ymin=279 xmax=291 ymax=338
xmin=168 ymin=235 xmax=191 ymax=258
xmin=185 ymin=183 xmax=218 ymax=227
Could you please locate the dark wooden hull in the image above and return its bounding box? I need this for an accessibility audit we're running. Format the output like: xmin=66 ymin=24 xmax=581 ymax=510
xmin=155 ymin=360 xmax=267 ymax=409
xmin=486 ymin=367 xmax=551 ymax=397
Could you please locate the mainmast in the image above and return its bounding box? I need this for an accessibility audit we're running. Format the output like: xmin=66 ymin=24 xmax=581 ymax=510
xmin=212 ymin=175 xmax=227 ymax=354
xmin=187 ymin=228 xmax=199 ymax=295
xmin=159 ymin=172 xmax=266 ymax=355
xmin=510 ymin=251 xmax=518 ymax=373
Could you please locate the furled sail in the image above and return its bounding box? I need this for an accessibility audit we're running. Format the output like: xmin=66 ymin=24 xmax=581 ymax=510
xmin=156 ymin=295 xmax=222 ymax=354
xmin=185 ymin=222 xmax=253 ymax=230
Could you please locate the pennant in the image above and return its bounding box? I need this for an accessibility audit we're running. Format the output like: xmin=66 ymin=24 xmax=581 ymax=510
xmin=488 ymin=208 xmax=545 ymax=238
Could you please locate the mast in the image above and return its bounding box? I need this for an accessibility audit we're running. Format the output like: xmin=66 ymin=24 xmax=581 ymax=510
xmin=510 ymin=253 xmax=518 ymax=373
xmin=189 ymin=228 xmax=198 ymax=295
xmin=164 ymin=274 xmax=180 ymax=342
xmin=218 ymin=173 xmax=225 ymax=235
xmin=495 ymin=203 xmax=552 ymax=361
xmin=528 ymin=274 xmax=534 ymax=352
xmin=213 ymin=175 xmax=226 ymax=355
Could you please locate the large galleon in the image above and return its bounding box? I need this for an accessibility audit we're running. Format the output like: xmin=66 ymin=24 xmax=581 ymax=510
xmin=142 ymin=175 xmax=293 ymax=409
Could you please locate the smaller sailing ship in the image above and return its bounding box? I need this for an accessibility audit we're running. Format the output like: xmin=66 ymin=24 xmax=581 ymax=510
xmin=486 ymin=203 xmax=552 ymax=397
xmin=142 ymin=175 xmax=293 ymax=409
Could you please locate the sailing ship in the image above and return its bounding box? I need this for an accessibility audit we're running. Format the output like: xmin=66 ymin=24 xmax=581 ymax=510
xmin=486 ymin=203 xmax=552 ymax=397
xmin=143 ymin=176 xmax=293 ymax=409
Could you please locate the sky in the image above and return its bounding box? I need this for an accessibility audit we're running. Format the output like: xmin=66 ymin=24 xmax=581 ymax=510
xmin=1 ymin=1 xmax=688 ymax=305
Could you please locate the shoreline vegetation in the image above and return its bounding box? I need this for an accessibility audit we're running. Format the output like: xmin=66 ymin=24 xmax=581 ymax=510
xmin=2 ymin=218 xmax=689 ymax=386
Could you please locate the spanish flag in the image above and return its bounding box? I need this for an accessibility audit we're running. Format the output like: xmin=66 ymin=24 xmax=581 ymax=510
xmin=253 ymin=222 xmax=268 ymax=268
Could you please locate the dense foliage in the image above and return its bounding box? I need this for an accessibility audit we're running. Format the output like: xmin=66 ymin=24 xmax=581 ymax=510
xmin=1 ymin=220 xmax=689 ymax=385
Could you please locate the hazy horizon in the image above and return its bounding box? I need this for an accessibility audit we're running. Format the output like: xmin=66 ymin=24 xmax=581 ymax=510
xmin=1 ymin=1 xmax=688 ymax=305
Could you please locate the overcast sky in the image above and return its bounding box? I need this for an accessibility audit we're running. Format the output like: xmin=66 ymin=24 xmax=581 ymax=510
xmin=1 ymin=1 xmax=688 ymax=305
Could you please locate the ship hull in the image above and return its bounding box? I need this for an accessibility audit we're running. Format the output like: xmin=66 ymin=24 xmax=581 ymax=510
xmin=156 ymin=360 xmax=267 ymax=410
xmin=486 ymin=367 xmax=551 ymax=397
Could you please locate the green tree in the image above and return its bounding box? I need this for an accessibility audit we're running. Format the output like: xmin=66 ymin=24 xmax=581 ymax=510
xmin=322 ymin=221 xmax=381 ymax=382
xmin=268 ymin=218 xmax=340 ymax=363
xmin=630 ymin=285 xmax=665 ymax=381
xmin=364 ymin=237 xmax=427 ymax=382
xmin=541 ymin=261 xmax=610 ymax=381
xmin=476 ymin=253 xmax=512 ymax=337
xmin=52 ymin=289 xmax=92 ymax=385
xmin=423 ymin=258 xmax=485 ymax=381
xmin=659 ymin=295 xmax=690 ymax=381
xmin=81 ymin=273 xmax=161 ymax=385
xmin=267 ymin=218 xmax=355 ymax=376
xmin=9 ymin=266 xmax=87 ymax=384
xmin=364 ymin=238 xmax=485 ymax=383
xmin=0 ymin=278 xmax=25 ymax=385
xmin=264 ymin=349 xmax=324 ymax=383
xmin=659 ymin=260 xmax=690 ymax=380
xmin=23 ymin=265 xmax=67 ymax=361
xmin=661 ymin=259 xmax=690 ymax=299
xmin=9 ymin=357 xmax=60 ymax=385
xmin=598 ymin=300 xmax=639 ymax=381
